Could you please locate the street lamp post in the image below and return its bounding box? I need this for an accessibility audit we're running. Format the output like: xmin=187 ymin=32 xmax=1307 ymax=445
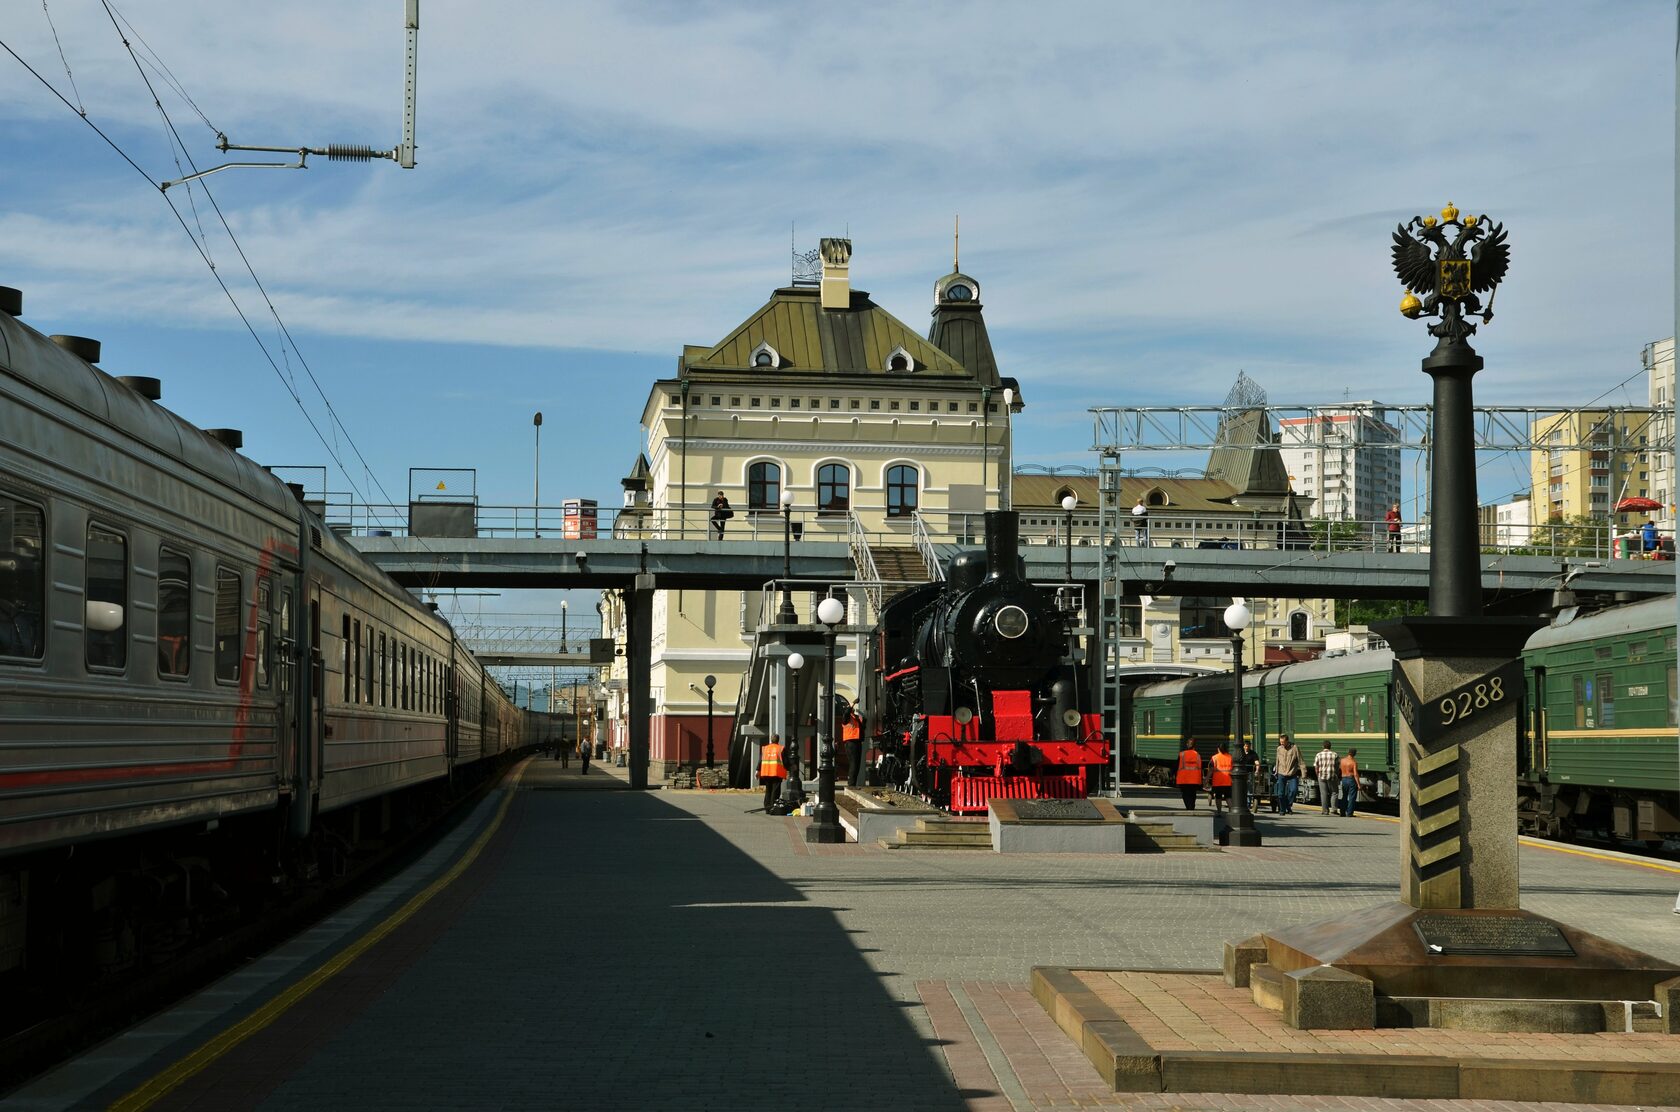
xmin=981 ymin=385 xmax=992 ymax=508
xmin=778 ymin=487 xmax=797 ymax=625
xmin=560 ymin=599 xmax=568 ymax=656
xmin=532 ymin=411 xmax=543 ymax=538
xmin=1002 ymin=386 xmax=1015 ymax=511
xmin=807 ymin=596 xmax=846 ymax=843
xmin=778 ymin=653 xmax=806 ymax=812
xmin=1223 ymin=600 xmax=1262 ymax=847
xmin=704 ymin=673 xmax=716 ymax=769
xmin=1061 ymin=493 xmax=1078 ymax=582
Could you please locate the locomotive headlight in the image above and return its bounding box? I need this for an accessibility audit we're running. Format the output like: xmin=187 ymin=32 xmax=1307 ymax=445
xmin=994 ymin=604 xmax=1029 ymax=639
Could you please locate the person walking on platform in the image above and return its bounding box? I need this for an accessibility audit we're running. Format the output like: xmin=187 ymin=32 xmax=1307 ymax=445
xmin=1314 ymin=740 xmax=1339 ymax=815
xmin=1273 ymin=734 xmax=1303 ymax=815
xmin=578 ymin=738 xmax=591 ymax=776
xmin=710 ymin=491 xmax=732 ymax=540
xmin=759 ymin=735 xmax=787 ymax=811
xmin=1175 ymin=739 xmax=1203 ymax=810
xmin=559 ymin=736 xmax=569 ymax=768
xmin=1209 ymin=742 xmax=1233 ymax=812
xmin=1239 ymin=740 xmax=1262 ymax=810
xmin=1385 ymin=502 xmax=1402 ymax=552
xmin=1338 ymin=749 xmax=1360 ymax=817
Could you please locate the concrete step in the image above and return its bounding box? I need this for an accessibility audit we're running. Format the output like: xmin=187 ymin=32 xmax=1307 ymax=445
xmin=1124 ymin=823 xmax=1214 ymax=852
xmin=881 ymin=819 xmax=993 ymax=850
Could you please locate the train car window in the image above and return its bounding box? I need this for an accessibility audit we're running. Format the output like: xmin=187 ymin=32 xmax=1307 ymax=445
xmin=401 ymin=644 xmax=410 ymax=710
xmin=352 ymin=619 xmax=362 ymax=703
xmin=379 ymin=633 xmax=388 ymax=706
xmin=256 ymin=579 xmax=272 ymax=690
xmin=1595 ymin=671 xmax=1614 ymax=728
xmin=1572 ymin=675 xmax=1585 ymax=728
xmin=0 ymin=495 xmax=47 ymax=661
xmin=342 ymin=614 xmax=352 ymax=702
xmin=85 ymin=523 xmax=129 ymax=671
xmin=215 ymin=566 xmax=242 ymax=683
xmin=157 ymin=546 xmax=192 ymax=678
xmin=365 ymin=627 xmax=375 ymax=703
xmin=278 ymin=589 xmax=292 ymax=694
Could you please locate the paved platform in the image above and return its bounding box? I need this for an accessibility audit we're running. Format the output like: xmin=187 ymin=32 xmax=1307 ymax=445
xmin=9 ymin=769 xmax=1679 ymax=1111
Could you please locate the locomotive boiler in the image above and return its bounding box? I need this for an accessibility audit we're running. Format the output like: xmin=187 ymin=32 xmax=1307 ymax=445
xmin=873 ymin=511 xmax=1105 ymax=812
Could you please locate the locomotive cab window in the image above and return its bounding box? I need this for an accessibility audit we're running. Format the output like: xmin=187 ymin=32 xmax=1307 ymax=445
xmin=214 ymin=566 xmax=241 ymax=683
xmin=157 ymin=546 xmax=192 ymax=678
xmin=85 ymin=523 xmax=128 ymax=672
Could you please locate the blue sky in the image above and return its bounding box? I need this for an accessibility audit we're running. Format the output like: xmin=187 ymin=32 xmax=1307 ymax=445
xmin=2 ymin=1 xmax=1674 ymax=646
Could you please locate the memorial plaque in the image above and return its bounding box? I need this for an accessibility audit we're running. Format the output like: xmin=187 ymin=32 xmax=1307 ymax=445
xmin=1010 ymin=798 xmax=1102 ymax=822
xmin=1413 ymin=915 xmax=1575 ymax=957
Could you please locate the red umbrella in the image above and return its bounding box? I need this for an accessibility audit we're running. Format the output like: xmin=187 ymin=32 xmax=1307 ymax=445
xmin=1615 ymin=496 xmax=1663 ymax=513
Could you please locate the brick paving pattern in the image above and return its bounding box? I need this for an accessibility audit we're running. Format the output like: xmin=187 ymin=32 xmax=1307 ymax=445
xmin=15 ymin=771 xmax=1677 ymax=1111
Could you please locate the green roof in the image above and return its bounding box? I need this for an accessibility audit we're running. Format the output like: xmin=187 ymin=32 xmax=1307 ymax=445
xmin=684 ymin=287 xmax=969 ymax=379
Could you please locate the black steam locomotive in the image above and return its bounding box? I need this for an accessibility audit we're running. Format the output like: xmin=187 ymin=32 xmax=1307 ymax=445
xmin=871 ymin=511 xmax=1105 ymax=812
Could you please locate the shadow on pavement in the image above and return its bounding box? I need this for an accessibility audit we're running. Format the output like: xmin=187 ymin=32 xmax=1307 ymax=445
xmin=258 ymin=788 xmax=974 ymax=1111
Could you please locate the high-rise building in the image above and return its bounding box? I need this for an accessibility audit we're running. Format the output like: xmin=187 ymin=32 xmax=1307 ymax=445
xmin=1528 ymin=409 xmax=1652 ymax=540
xmin=1277 ymin=404 xmax=1402 ymax=525
xmin=1645 ymin=337 xmax=1674 ymax=534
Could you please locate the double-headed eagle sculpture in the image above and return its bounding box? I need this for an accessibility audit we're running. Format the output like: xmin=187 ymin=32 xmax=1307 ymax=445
xmin=1391 ymin=202 xmax=1509 ymax=346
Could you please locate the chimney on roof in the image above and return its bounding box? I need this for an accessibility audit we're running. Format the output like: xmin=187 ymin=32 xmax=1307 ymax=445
xmin=819 ymin=237 xmax=851 ymax=310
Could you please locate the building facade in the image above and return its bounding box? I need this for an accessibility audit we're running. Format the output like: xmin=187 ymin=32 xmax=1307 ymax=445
xmin=1529 ymin=409 xmax=1654 ymax=545
xmin=603 ymin=240 xmax=1017 ymax=769
xmin=1646 ymin=337 xmax=1674 ymax=534
xmin=1277 ymin=405 xmax=1402 ymax=528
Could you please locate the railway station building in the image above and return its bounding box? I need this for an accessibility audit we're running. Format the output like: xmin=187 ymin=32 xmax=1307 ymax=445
xmin=598 ymin=239 xmax=1019 ymax=768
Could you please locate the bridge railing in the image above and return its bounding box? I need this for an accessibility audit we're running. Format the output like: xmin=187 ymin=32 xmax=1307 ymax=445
xmin=327 ymin=497 xmax=1653 ymax=563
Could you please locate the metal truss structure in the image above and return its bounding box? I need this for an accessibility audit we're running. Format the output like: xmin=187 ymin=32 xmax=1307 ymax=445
xmin=1091 ymin=402 xmax=1672 ymax=789
xmin=1091 ymin=404 xmax=1666 ymax=453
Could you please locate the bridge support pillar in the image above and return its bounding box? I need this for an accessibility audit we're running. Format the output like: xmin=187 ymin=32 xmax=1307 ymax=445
xmin=627 ymin=574 xmax=653 ymax=789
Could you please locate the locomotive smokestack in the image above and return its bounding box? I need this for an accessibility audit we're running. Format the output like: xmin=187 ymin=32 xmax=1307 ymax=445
xmin=983 ymin=511 xmax=1023 ymax=584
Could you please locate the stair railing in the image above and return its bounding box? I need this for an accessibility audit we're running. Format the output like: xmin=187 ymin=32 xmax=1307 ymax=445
xmin=910 ymin=510 xmax=946 ymax=581
xmin=846 ymin=510 xmax=883 ymax=615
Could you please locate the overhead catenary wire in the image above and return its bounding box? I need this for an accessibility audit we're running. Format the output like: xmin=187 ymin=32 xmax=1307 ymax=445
xmin=39 ymin=0 xmax=84 ymax=116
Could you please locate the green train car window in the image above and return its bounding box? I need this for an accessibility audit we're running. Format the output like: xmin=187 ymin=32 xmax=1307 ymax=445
xmin=1668 ymin=666 xmax=1677 ymax=727
xmin=1595 ymin=672 xmax=1614 ymax=728
xmin=0 ymin=495 xmax=46 ymax=661
xmin=157 ymin=546 xmax=191 ymax=678
xmin=1573 ymin=675 xmax=1586 ymax=728
xmin=85 ymin=523 xmax=128 ymax=672
xmin=215 ymin=566 xmax=241 ymax=683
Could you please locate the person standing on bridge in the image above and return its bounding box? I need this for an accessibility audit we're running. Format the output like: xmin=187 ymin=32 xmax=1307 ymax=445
xmin=711 ymin=491 xmax=732 ymax=540
xmin=1131 ymin=499 xmax=1149 ymax=545
xmin=1385 ymin=502 xmax=1402 ymax=552
xmin=1175 ymin=739 xmax=1203 ymax=810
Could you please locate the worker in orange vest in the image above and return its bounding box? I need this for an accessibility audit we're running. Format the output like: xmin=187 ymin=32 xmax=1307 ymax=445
xmin=1336 ymin=748 xmax=1360 ymax=818
xmin=1209 ymin=742 xmax=1234 ymax=812
xmin=841 ymin=709 xmax=863 ymax=787
xmin=1175 ymin=739 xmax=1203 ymax=811
xmin=760 ymin=736 xmax=788 ymax=812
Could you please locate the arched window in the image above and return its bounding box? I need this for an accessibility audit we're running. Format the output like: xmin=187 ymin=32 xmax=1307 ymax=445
xmin=1178 ymin=597 xmax=1232 ymax=640
xmin=817 ymin=463 xmax=850 ymax=516
xmin=886 ymin=465 xmax=918 ymax=518
xmin=1146 ymin=488 xmax=1169 ymax=507
xmin=748 ymin=461 xmax=781 ymax=510
xmin=1289 ymin=611 xmax=1309 ymax=641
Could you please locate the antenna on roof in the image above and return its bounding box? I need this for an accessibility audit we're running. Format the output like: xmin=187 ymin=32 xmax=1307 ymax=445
xmin=954 ymin=214 xmax=960 ymax=271
xmin=161 ymin=0 xmax=420 ymax=190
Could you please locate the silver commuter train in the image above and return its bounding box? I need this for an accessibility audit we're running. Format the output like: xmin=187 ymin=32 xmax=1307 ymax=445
xmin=0 ymin=284 xmax=524 ymax=880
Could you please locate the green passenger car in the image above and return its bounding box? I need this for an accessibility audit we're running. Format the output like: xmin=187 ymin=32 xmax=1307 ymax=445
xmin=1128 ymin=596 xmax=1678 ymax=843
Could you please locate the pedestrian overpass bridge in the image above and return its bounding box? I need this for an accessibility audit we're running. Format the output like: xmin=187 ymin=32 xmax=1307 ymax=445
xmin=350 ymin=535 xmax=1674 ymax=605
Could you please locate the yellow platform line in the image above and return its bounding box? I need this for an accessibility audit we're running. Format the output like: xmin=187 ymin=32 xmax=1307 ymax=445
xmin=111 ymin=769 xmax=525 ymax=1111
xmin=1358 ymin=810 xmax=1680 ymax=875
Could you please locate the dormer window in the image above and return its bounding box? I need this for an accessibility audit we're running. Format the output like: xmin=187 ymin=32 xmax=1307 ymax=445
xmin=945 ymin=283 xmax=972 ymax=301
xmin=1146 ymin=488 xmax=1169 ymax=507
xmin=886 ymin=345 xmax=914 ymax=373
xmin=750 ymin=341 xmax=781 ymax=369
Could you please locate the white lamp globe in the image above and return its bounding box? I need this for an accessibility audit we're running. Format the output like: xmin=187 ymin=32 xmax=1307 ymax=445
xmin=1223 ymin=601 xmax=1253 ymax=632
xmin=788 ymin=652 xmax=805 ymax=671
xmin=816 ymin=596 xmax=845 ymax=625
xmin=779 ymin=488 xmax=795 ymax=508
xmin=1003 ymin=387 xmax=1014 ymax=407
xmin=1060 ymin=494 xmax=1078 ymax=512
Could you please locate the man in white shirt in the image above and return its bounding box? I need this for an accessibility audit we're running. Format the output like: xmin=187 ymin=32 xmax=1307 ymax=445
xmin=1131 ymin=500 xmax=1148 ymax=545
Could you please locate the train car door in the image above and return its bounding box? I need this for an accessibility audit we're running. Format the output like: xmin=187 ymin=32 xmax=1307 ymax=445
xmin=445 ymin=642 xmax=460 ymax=775
xmin=275 ymin=581 xmax=296 ymax=785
